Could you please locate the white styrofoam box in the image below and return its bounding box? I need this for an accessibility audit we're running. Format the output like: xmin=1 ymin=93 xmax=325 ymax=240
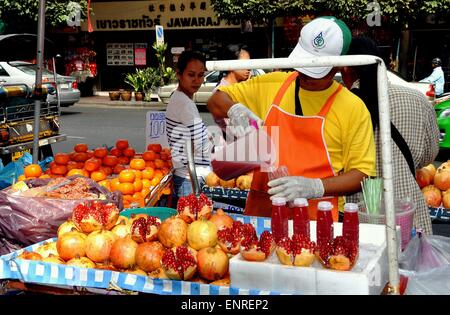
xmin=230 ymin=222 xmax=399 ymax=295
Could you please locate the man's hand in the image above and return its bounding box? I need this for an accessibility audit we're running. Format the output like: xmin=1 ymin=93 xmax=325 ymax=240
xmin=227 ymin=103 xmax=263 ymax=138
xmin=267 ymin=176 xmax=325 ymax=201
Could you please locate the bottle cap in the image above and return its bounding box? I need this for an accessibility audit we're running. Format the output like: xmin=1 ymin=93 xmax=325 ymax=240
xmin=344 ymin=203 xmax=359 ymax=213
xmin=272 ymin=197 xmax=287 ymax=206
xmin=293 ymin=198 xmax=308 ymax=207
xmin=317 ymin=201 xmax=333 ymax=211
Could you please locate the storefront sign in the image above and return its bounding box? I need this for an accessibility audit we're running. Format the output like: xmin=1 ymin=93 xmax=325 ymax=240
xmin=146 ymin=111 xmax=168 ymax=148
xmin=81 ymin=0 xmax=246 ymax=31
xmin=134 ymin=48 xmax=146 ymax=66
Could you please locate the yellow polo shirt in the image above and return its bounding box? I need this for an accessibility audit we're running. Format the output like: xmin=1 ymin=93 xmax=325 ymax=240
xmin=219 ymin=71 xmax=376 ymax=180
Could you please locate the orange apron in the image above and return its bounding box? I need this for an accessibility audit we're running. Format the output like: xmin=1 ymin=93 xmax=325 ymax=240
xmin=245 ymin=72 xmax=341 ymax=222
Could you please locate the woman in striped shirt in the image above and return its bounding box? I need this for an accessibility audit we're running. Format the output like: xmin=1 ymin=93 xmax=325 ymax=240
xmin=165 ymin=51 xmax=213 ymax=203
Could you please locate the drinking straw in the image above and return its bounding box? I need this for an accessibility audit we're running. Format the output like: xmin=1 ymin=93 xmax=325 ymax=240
xmin=361 ymin=177 xmax=383 ymax=215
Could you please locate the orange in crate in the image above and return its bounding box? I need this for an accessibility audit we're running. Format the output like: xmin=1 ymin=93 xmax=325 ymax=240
xmin=98 ymin=179 xmax=111 ymax=190
xmin=130 ymin=158 xmax=145 ymax=170
xmin=130 ymin=169 xmax=142 ymax=180
xmin=110 ymin=178 xmax=121 ymax=191
xmin=133 ymin=179 xmax=143 ymax=192
xmin=91 ymin=170 xmax=107 ymax=182
xmin=141 ymin=168 xmax=154 ymax=180
xmin=118 ymin=182 xmax=135 ymax=195
xmin=24 ymin=164 xmax=42 ymax=178
xmin=118 ymin=170 xmax=136 ymax=183
xmin=141 ymin=179 xmax=151 ymax=189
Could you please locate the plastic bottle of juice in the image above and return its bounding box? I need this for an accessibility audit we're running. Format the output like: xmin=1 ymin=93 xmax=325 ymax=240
xmin=271 ymin=197 xmax=289 ymax=244
xmin=293 ymin=198 xmax=310 ymax=238
xmin=316 ymin=201 xmax=334 ymax=247
xmin=343 ymin=202 xmax=359 ymax=244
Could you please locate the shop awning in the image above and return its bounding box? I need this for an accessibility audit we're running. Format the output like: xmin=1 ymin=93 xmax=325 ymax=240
xmin=0 ymin=33 xmax=56 ymax=61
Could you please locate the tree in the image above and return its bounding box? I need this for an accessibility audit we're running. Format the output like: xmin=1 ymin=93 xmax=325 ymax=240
xmin=210 ymin=0 xmax=312 ymax=57
xmin=0 ymin=0 xmax=89 ymax=32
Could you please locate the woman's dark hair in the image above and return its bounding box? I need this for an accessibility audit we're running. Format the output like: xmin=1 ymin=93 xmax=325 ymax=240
xmin=218 ymin=43 xmax=250 ymax=80
xmin=347 ymin=36 xmax=380 ymax=130
xmin=176 ymin=50 xmax=206 ymax=74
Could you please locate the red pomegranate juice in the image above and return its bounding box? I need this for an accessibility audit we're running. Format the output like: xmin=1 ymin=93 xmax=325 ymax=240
xmin=343 ymin=203 xmax=359 ymax=244
xmin=293 ymin=198 xmax=310 ymax=239
xmin=316 ymin=201 xmax=334 ymax=247
xmin=271 ymin=197 xmax=289 ymax=244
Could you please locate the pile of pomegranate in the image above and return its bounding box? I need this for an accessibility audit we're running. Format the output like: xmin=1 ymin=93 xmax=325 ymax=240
xmin=416 ymin=161 xmax=450 ymax=208
xmin=315 ymin=236 xmax=359 ymax=271
xmin=177 ymin=193 xmax=213 ymax=223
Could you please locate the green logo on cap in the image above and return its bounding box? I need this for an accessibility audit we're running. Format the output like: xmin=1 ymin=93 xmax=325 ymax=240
xmin=313 ymin=32 xmax=325 ymax=48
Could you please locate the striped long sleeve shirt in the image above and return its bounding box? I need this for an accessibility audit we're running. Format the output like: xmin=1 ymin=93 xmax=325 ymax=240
xmin=165 ymin=90 xmax=212 ymax=178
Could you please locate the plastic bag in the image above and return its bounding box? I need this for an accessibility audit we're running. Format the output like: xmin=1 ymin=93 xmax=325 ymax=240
xmin=0 ymin=175 xmax=123 ymax=255
xmin=0 ymin=152 xmax=53 ymax=189
xmin=404 ymin=266 xmax=450 ymax=295
xmin=399 ymin=234 xmax=450 ymax=273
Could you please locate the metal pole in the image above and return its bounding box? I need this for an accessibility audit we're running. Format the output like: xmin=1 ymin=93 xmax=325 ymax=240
xmin=52 ymin=57 xmax=61 ymax=114
xmin=32 ymin=0 xmax=46 ymax=164
xmin=377 ymin=62 xmax=400 ymax=295
xmin=271 ymin=19 xmax=275 ymax=59
xmin=206 ymin=55 xmax=399 ymax=294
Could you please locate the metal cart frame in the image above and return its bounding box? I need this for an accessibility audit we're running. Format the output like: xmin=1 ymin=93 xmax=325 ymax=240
xmin=206 ymin=55 xmax=400 ymax=294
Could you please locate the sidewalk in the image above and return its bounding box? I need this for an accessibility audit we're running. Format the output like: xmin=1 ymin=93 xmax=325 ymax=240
xmin=75 ymin=93 xmax=166 ymax=109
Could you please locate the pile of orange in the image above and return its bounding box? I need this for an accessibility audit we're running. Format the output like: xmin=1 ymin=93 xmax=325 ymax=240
xmin=18 ymin=164 xmax=49 ymax=181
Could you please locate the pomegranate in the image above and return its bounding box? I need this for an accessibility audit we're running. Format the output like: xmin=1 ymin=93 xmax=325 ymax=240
xmin=35 ymin=242 xmax=58 ymax=258
xmin=315 ymin=236 xmax=358 ymax=271
xmin=135 ymin=241 xmax=165 ymax=272
xmin=66 ymin=256 xmax=96 ymax=269
xmin=95 ymin=262 xmax=118 ymax=271
xmin=197 ymin=247 xmax=229 ymax=281
xmin=57 ymin=220 xmax=79 ymax=237
xmin=210 ymin=275 xmax=230 ymax=287
xmin=130 ymin=215 xmax=161 ymax=243
xmin=177 ymin=193 xmax=212 ymax=223
xmin=209 ymin=209 xmax=234 ymax=230
xmin=276 ymin=234 xmax=316 ymax=266
xmin=241 ymin=231 xmax=275 ymax=262
xmin=161 ymin=246 xmax=197 ymax=280
xmin=115 ymin=215 xmax=130 ymax=226
xmin=422 ymin=185 xmax=442 ymax=207
xmin=187 ymin=219 xmax=218 ymax=251
xmin=158 ymin=216 xmax=188 ymax=248
xmin=42 ymin=254 xmax=65 ymax=265
xmin=56 ymin=230 xmax=87 ymax=261
xmin=416 ymin=168 xmax=434 ymax=188
xmin=236 ymin=174 xmax=252 ymax=190
xmin=148 ymin=267 xmax=168 ymax=279
xmin=205 ymin=172 xmax=220 ymax=187
xmin=217 ymin=221 xmax=255 ymax=254
xmin=85 ymin=230 xmax=117 ymax=263
xmin=434 ymin=168 xmax=450 ymax=191
xmin=109 ymin=236 xmax=138 ymax=269
xmin=17 ymin=251 xmax=43 ymax=261
xmin=72 ymin=201 xmax=120 ymax=233
xmin=111 ymin=221 xmax=131 ymax=239
xmin=424 ymin=163 xmax=437 ymax=177
xmin=124 ymin=267 xmax=148 ymax=276
xmin=443 ymin=190 xmax=450 ymax=209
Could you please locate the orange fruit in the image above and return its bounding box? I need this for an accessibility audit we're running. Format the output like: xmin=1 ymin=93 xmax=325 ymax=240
xmin=132 ymin=192 xmax=143 ymax=200
xmin=130 ymin=158 xmax=145 ymax=170
xmin=98 ymin=179 xmax=111 ymax=190
xmin=39 ymin=174 xmax=51 ymax=179
xmin=149 ymin=177 xmax=161 ymax=186
xmin=141 ymin=168 xmax=154 ymax=180
xmin=17 ymin=175 xmax=26 ymax=181
xmin=131 ymin=169 xmax=142 ymax=180
xmin=154 ymin=170 xmax=164 ymax=178
xmin=133 ymin=179 xmax=143 ymax=192
xmin=110 ymin=178 xmax=121 ymax=191
xmin=141 ymin=179 xmax=151 ymax=189
xmin=67 ymin=168 xmax=85 ymax=177
xmin=118 ymin=170 xmax=136 ymax=183
xmin=90 ymin=170 xmax=107 ymax=182
xmin=119 ymin=182 xmax=135 ymax=195
xmin=24 ymin=164 xmax=43 ymax=178
xmin=141 ymin=187 xmax=150 ymax=198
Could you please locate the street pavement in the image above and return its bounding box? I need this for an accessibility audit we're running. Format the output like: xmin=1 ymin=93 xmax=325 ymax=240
xmin=55 ymin=96 xmax=450 ymax=237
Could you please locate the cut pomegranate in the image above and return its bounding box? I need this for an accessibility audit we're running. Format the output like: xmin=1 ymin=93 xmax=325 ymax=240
xmin=315 ymin=236 xmax=359 ymax=271
xmin=276 ymin=234 xmax=316 ymax=267
xmin=130 ymin=215 xmax=161 ymax=243
xmin=161 ymin=246 xmax=197 ymax=281
xmin=240 ymin=230 xmax=275 ymax=262
xmin=177 ymin=193 xmax=212 ymax=223
xmin=72 ymin=201 xmax=119 ymax=233
xmin=217 ymin=221 xmax=256 ymax=255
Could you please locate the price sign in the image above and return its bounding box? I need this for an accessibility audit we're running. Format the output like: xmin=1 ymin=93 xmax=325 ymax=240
xmin=146 ymin=111 xmax=168 ymax=148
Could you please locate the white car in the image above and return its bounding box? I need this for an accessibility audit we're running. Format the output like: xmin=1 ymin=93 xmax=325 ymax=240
xmin=335 ymin=70 xmax=435 ymax=104
xmin=0 ymin=61 xmax=80 ymax=107
xmin=158 ymin=69 xmax=266 ymax=106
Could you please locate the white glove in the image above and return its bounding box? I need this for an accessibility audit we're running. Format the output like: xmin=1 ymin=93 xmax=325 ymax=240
xmin=267 ymin=176 xmax=325 ymax=201
xmin=227 ymin=103 xmax=263 ymax=138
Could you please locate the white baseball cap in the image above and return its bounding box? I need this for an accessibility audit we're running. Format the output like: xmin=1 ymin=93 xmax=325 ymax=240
xmin=289 ymin=16 xmax=352 ymax=79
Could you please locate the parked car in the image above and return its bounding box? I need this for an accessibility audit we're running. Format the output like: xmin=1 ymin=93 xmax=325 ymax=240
xmin=0 ymin=61 xmax=80 ymax=107
xmin=335 ymin=70 xmax=435 ymax=105
xmin=158 ymin=69 xmax=266 ymax=106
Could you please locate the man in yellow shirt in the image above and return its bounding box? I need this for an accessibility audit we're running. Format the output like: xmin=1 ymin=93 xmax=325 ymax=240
xmin=207 ymin=16 xmax=376 ymax=220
